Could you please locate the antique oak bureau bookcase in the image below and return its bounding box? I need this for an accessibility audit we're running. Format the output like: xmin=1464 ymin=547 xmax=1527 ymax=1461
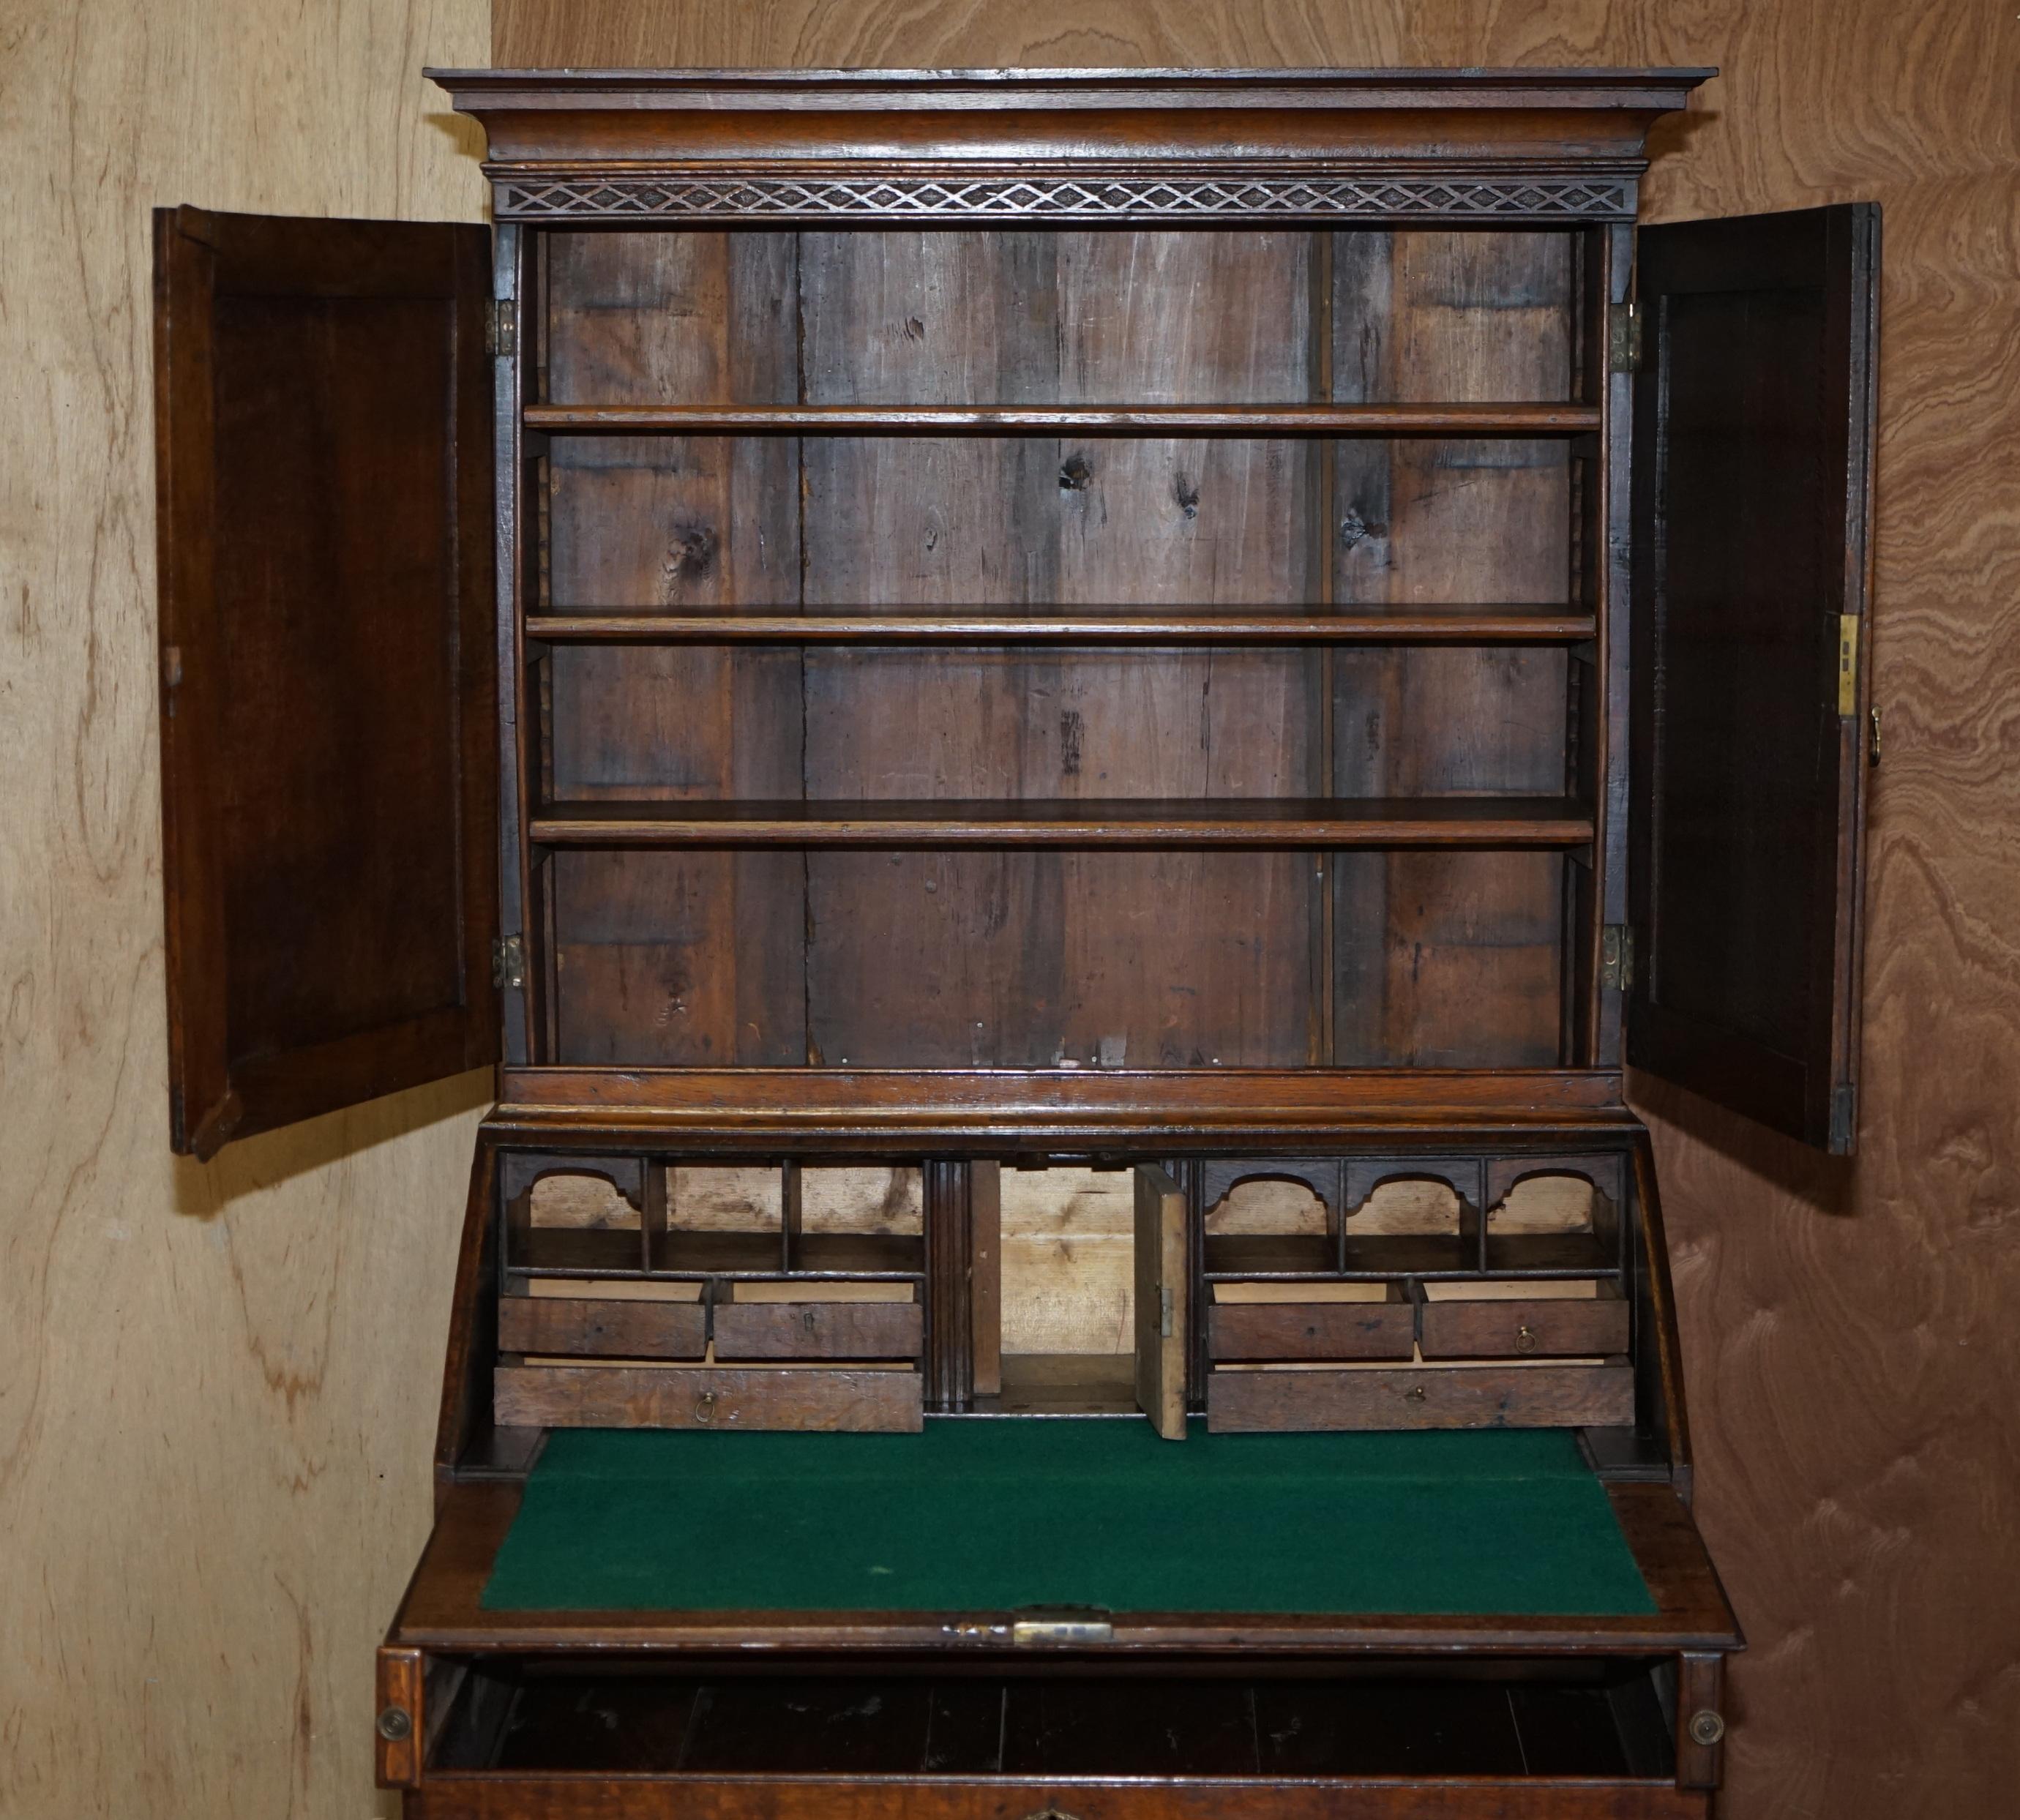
xmin=151 ymin=64 xmax=1879 ymax=1820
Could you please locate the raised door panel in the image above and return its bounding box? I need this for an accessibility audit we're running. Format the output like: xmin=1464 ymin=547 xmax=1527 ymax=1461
xmin=1629 ymin=204 xmax=1880 ymax=1153
xmin=153 ymin=207 xmax=498 ymax=1156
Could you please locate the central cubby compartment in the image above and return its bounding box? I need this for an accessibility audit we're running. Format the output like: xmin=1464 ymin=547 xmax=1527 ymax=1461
xmin=513 ymin=220 xmax=1608 ymax=1075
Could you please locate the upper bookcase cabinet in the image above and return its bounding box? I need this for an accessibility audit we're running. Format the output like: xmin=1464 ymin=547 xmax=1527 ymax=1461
xmin=151 ymin=69 xmax=1877 ymax=1158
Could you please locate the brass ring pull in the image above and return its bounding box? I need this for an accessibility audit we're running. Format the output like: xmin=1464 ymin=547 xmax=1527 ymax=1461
xmin=375 ymin=1707 xmax=413 ymax=1742
xmin=1516 ymin=1323 xmax=1538 ymax=1354
xmin=1688 ymin=1709 xmax=1726 ymax=1746
xmin=694 ymin=1390 xmax=719 ymax=1423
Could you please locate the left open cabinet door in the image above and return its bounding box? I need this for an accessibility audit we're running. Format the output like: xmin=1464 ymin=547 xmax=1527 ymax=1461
xmin=154 ymin=207 xmax=498 ymax=1157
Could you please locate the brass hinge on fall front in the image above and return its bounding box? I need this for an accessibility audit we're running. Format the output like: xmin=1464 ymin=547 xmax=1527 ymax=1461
xmin=1601 ymin=924 xmax=1636 ymax=991
xmin=487 ymin=298 xmax=517 ymax=358
xmin=1609 ymin=301 xmax=1642 ymax=373
xmin=492 ymin=935 xmax=525 ymax=989
xmin=1011 ymin=1607 xmax=1114 ymax=1647
xmin=1837 ymin=613 xmax=1861 ymax=716
xmin=1159 ymin=1287 xmax=1175 ymax=1338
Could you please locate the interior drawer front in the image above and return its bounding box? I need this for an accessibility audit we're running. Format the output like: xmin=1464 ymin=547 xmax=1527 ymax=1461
xmin=1421 ymin=1295 xmax=1629 ymax=1360
xmin=493 ymin=1364 xmax=923 ymax=1431
xmin=1208 ymin=1301 xmax=1415 ymax=1362
xmin=714 ymin=1299 xmax=923 ymax=1361
xmin=1207 ymin=1363 xmax=1635 ymax=1433
xmin=496 ymin=1295 xmax=706 ymax=1360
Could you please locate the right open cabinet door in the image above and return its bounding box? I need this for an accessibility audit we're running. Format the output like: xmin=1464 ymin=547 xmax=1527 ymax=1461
xmin=1628 ymin=203 xmax=1880 ymax=1154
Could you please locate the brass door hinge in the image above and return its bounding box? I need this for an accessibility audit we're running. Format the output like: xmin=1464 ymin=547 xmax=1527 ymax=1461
xmin=492 ymin=935 xmax=525 ymax=989
xmin=1601 ymin=924 xmax=1636 ymax=991
xmin=487 ymin=298 xmax=517 ymax=358
xmin=1837 ymin=613 xmax=1860 ymax=716
xmin=1609 ymin=301 xmax=1642 ymax=373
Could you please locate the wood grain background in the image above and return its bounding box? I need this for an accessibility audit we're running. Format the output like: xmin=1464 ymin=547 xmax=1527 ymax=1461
xmin=7 ymin=0 xmax=2014 ymax=1813
xmin=1 ymin=4 xmax=488 ymax=1816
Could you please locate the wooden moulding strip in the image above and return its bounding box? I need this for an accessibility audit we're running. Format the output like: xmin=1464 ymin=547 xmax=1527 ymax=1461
xmin=493 ymin=1365 xmax=924 ymax=1431
xmin=523 ymin=609 xmax=1601 ymax=646
xmin=493 ymin=1066 xmax=1633 ymax=1134
xmin=525 ymin=796 xmax=1596 ymax=850
xmin=525 ymin=402 xmax=1603 ymax=436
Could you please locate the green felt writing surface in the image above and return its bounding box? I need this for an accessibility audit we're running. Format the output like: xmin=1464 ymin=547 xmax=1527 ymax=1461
xmin=482 ymin=1420 xmax=1656 ymax=1617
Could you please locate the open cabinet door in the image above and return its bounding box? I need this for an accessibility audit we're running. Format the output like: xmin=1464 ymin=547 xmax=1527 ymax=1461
xmin=154 ymin=208 xmax=498 ymax=1158
xmin=1134 ymin=1166 xmax=1188 ymax=1439
xmin=1628 ymin=203 xmax=1879 ymax=1154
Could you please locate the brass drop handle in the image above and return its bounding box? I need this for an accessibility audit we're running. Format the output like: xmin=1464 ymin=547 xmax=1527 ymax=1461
xmin=1407 ymin=1384 xmax=1427 ymax=1401
xmin=1516 ymin=1323 xmax=1538 ymax=1354
xmin=694 ymin=1390 xmax=719 ymax=1423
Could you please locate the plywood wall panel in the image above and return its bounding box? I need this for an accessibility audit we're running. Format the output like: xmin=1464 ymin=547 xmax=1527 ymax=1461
xmin=487 ymin=10 xmax=2020 ymax=1820
xmin=1 ymin=4 xmax=487 ymax=1817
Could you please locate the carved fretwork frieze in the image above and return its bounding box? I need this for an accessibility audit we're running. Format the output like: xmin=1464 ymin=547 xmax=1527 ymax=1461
xmin=490 ymin=170 xmax=1638 ymax=223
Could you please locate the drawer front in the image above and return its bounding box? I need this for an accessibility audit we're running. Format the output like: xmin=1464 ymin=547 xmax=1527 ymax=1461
xmin=493 ymin=1364 xmax=923 ymax=1431
xmin=713 ymin=1300 xmax=924 ymax=1361
xmin=1207 ymin=1301 xmax=1415 ymax=1362
xmin=406 ymin=1774 xmax=1709 ymax=1819
xmin=1421 ymin=1296 xmax=1630 ymax=1360
xmin=497 ymin=1295 xmax=706 ymax=1360
xmin=1207 ymin=1363 xmax=1636 ymax=1434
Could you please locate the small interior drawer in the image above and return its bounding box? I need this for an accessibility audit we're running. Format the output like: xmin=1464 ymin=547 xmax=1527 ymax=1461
xmin=1419 ymin=1278 xmax=1628 ymax=1360
xmin=1208 ymin=1281 xmax=1414 ymax=1362
xmin=494 ymin=1363 xmax=924 ymax=1431
xmin=498 ymin=1289 xmax=706 ymax=1360
xmin=714 ymin=1282 xmax=923 ymax=1361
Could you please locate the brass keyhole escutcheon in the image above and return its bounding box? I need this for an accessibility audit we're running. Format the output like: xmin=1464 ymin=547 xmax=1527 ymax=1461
xmin=1516 ymin=1323 xmax=1538 ymax=1354
xmin=1689 ymin=1709 xmax=1726 ymax=1747
xmin=376 ymin=1707 xmax=413 ymax=1743
xmin=1022 ymin=1808 xmax=1083 ymax=1820
xmin=695 ymin=1390 xmax=719 ymax=1423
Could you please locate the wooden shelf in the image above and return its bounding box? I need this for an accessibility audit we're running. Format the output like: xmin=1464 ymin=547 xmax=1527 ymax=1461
xmin=528 ymin=798 xmax=1596 ymax=850
xmin=525 ymin=402 xmax=1601 ymax=437
xmin=525 ymin=606 xmax=1598 ymax=645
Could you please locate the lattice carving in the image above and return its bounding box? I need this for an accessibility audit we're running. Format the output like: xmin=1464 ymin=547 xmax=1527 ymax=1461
xmin=493 ymin=173 xmax=1635 ymax=223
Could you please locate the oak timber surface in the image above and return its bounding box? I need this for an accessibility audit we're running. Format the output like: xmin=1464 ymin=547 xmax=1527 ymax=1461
xmin=3 ymin=2 xmax=488 ymax=1818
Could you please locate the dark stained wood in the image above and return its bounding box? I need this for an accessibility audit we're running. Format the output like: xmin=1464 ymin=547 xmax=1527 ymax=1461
xmin=540 ymin=229 xmax=805 ymax=1070
xmin=970 ymin=1161 xmax=1003 ymax=1396
xmin=1133 ymin=1164 xmax=1188 ymax=1437
xmin=1673 ymin=1651 xmax=1727 ymax=1791
xmin=497 ymin=1295 xmax=708 ymax=1359
xmin=1208 ymin=1360 xmax=1636 ymax=1432
xmin=1419 ymin=1284 xmax=1630 ymax=1360
xmin=531 ymin=796 xmax=1595 ymax=847
xmin=924 ymin=1161 xmax=973 ymax=1409
xmin=491 ymin=1365 xmax=924 ymax=1431
xmin=373 ymin=1645 xmax=423 ymax=1789
xmin=406 ymin=1783 xmax=1710 ymax=1819
xmin=525 ymin=607 xmax=1600 ymax=644
xmin=528 ymin=402 xmax=1603 ymax=435
xmin=711 ymin=1299 xmax=922 ymax=1360
xmin=1208 ymin=1292 xmax=1417 ymax=1361
xmin=1329 ymin=229 xmax=1577 ymax=1073
xmin=152 ymin=206 xmax=498 ymax=1156
xmin=1629 ymin=204 xmax=1881 ymax=1155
